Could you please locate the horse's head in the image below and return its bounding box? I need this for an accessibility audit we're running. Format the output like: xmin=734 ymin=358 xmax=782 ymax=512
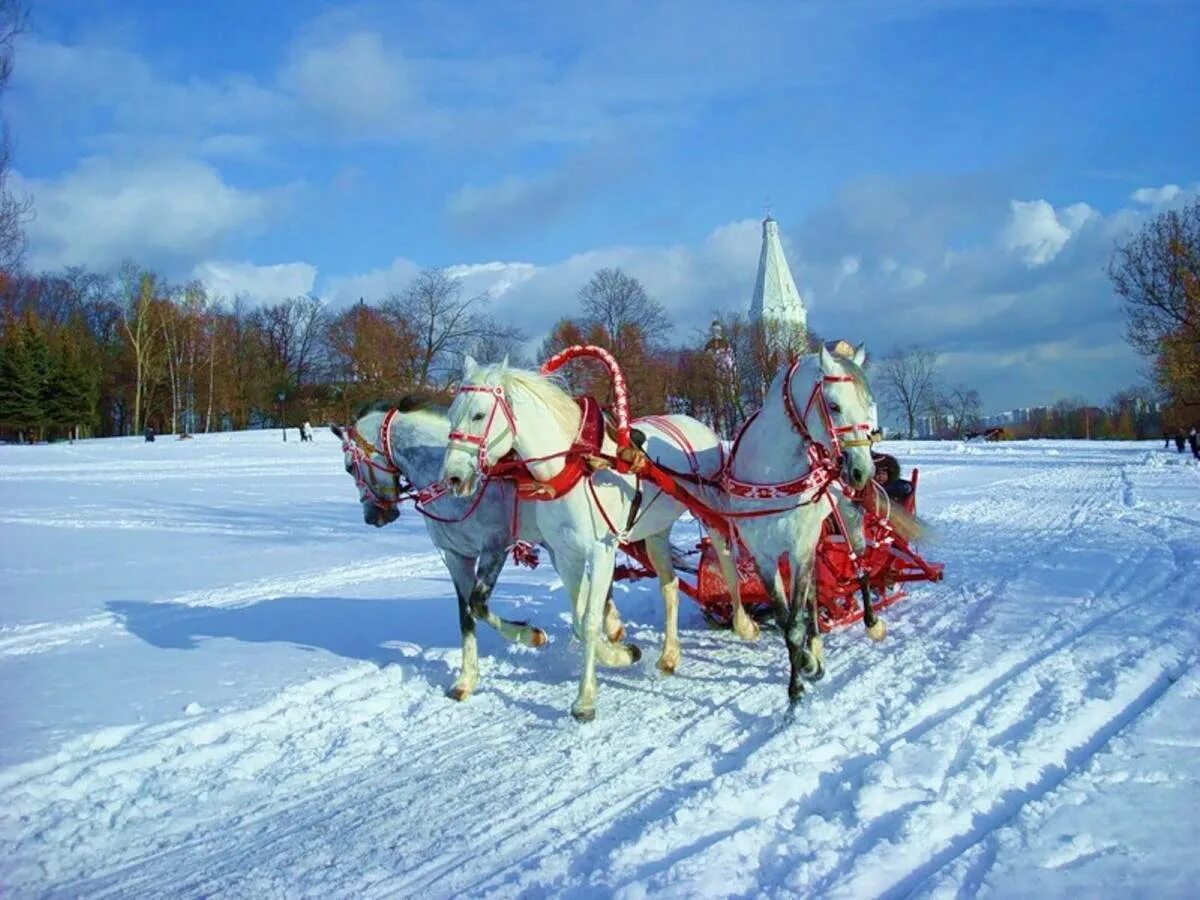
xmin=817 ymin=343 xmax=876 ymax=491
xmin=334 ymin=405 xmax=407 ymax=527
xmin=441 ymin=355 xmax=516 ymax=497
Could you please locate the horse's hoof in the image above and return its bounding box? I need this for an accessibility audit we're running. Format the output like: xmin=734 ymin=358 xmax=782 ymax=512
xmin=866 ymin=619 xmax=886 ymax=642
xmin=798 ymin=650 xmax=824 ymax=682
xmin=734 ymin=619 xmax=760 ymax=641
xmin=787 ymin=682 xmax=806 ymax=705
xmin=447 ymin=684 xmax=472 ymax=702
xmin=626 ymin=643 xmax=642 ymax=664
xmin=571 ymin=705 xmax=596 ymax=723
xmin=656 ymin=655 xmax=677 ymax=675
xmin=529 ymin=627 xmax=549 ymax=648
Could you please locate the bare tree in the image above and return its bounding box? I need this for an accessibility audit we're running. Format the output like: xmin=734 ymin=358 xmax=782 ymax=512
xmin=118 ymin=264 xmax=160 ymax=435
xmin=942 ymin=386 xmax=981 ymax=439
xmin=1108 ymin=198 xmax=1200 ymax=405
xmin=0 ymin=1 xmax=30 ymax=270
xmin=578 ymin=268 xmax=671 ymax=355
xmin=255 ymin=295 xmax=325 ymax=393
xmin=384 ymin=268 xmax=496 ymax=388
xmin=876 ymin=346 xmax=940 ymax=437
xmin=470 ymin=318 xmax=526 ymax=366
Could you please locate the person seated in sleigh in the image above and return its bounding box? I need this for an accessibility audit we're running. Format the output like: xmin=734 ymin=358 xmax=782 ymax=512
xmin=871 ymin=448 xmax=912 ymax=503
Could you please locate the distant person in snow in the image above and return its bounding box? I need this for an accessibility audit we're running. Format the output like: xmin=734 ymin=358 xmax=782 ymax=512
xmin=144 ymin=426 xmax=155 ymax=443
xmin=1189 ymin=426 xmax=1199 ymax=460
xmin=301 ymin=421 xmax=313 ymax=442
xmin=1174 ymin=430 xmax=1187 ymax=453
xmin=1163 ymin=430 xmax=1171 ymax=449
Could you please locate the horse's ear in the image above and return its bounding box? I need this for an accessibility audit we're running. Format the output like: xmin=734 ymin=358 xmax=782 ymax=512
xmin=330 ymin=424 xmax=344 ymax=439
xmin=463 ymin=354 xmax=478 ymax=379
xmin=853 ymin=343 xmax=867 ymax=367
xmin=819 ymin=343 xmax=835 ymax=371
xmin=500 ymin=354 xmax=510 ymax=370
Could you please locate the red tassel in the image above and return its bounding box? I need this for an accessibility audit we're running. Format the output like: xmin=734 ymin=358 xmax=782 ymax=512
xmin=511 ymin=541 xmax=540 ymax=569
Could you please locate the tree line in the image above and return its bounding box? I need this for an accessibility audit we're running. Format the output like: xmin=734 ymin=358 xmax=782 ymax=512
xmin=0 ymin=263 xmax=800 ymax=441
xmin=0 ymin=265 xmax=524 ymax=441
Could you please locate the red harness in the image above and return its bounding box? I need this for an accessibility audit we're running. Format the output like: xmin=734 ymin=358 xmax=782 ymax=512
xmin=448 ymin=386 xmax=607 ymax=501
xmin=721 ymin=359 xmax=873 ymax=502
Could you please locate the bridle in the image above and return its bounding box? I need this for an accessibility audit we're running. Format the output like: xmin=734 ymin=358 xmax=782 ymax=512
xmin=781 ymin=358 xmax=878 ymax=457
xmin=446 ymin=384 xmax=519 ymax=476
xmin=341 ymin=409 xmax=413 ymax=509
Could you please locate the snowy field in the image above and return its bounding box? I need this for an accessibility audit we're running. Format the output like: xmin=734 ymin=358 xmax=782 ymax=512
xmin=1 ymin=431 xmax=1198 ymax=898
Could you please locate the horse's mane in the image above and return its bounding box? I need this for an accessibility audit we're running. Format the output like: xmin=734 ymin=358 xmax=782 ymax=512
xmin=800 ymin=350 xmax=872 ymax=410
xmin=833 ymin=356 xmax=873 ymax=409
xmin=481 ymin=364 xmax=581 ymax=437
xmin=356 ymin=394 xmax=450 ymax=420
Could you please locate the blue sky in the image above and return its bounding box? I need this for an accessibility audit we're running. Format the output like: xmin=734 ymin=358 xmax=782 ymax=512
xmin=10 ymin=0 xmax=1200 ymax=414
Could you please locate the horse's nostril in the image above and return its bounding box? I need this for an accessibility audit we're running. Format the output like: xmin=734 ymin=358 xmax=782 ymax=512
xmin=448 ymin=476 xmax=462 ymax=488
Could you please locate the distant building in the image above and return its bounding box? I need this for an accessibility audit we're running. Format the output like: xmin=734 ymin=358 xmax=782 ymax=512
xmin=749 ymin=216 xmax=807 ymax=351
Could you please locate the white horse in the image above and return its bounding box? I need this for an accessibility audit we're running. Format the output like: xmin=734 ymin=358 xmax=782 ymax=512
xmin=335 ymin=398 xmax=555 ymax=700
xmin=719 ymin=345 xmax=879 ymax=704
xmin=440 ymin=358 xmax=749 ymax=721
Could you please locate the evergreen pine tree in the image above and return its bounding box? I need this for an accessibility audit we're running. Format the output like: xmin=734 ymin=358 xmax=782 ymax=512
xmin=23 ymin=322 xmax=52 ymax=440
xmin=0 ymin=328 xmax=43 ymax=439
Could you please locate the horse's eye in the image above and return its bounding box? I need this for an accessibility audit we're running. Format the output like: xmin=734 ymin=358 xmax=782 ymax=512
xmin=472 ymin=412 xmax=486 ymax=422
xmin=829 ymin=402 xmax=842 ymax=414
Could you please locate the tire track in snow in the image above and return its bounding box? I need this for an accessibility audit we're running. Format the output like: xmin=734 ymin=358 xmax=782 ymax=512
xmin=4 ymin=450 xmax=1198 ymax=897
xmin=579 ymin=457 xmax=1195 ymax=896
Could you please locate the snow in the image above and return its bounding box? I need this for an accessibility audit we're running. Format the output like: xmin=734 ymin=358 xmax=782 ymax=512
xmin=1 ymin=432 xmax=1198 ymax=897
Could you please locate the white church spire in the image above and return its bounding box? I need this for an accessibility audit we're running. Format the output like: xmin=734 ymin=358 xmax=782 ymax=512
xmin=749 ymin=216 xmax=807 ymax=339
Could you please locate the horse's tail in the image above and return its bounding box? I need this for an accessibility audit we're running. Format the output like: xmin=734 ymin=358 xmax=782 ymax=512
xmin=886 ymin=502 xmax=926 ymax=543
xmin=865 ymin=484 xmax=927 ymax=543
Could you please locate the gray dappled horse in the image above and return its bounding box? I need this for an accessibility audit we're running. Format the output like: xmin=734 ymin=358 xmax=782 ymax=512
xmin=335 ymin=398 xmax=561 ymax=700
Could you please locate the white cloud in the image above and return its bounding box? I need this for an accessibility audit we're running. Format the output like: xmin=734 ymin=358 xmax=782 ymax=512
xmin=833 ymin=254 xmax=860 ymax=292
xmin=445 ymin=145 xmax=636 ymax=236
xmin=193 ymin=260 xmax=318 ymax=303
xmin=444 ymin=262 xmax=539 ymax=299
xmin=280 ymin=32 xmax=410 ymax=135
xmin=321 ymin=257 xmax=424 ymax=305
xmin=19 ymin=157 xmax=292 ymax=271
xmin=1131 ymin=184 xmax=1181 ymax=205
xmin=198 ymin=134 xmax=268 ymax=159
xmin=1003 ymin=199 xmax=1096 ymax=267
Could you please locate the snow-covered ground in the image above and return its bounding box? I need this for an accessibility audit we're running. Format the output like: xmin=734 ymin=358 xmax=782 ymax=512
xmin=1 ymin=432 xmax=1198 ymax=898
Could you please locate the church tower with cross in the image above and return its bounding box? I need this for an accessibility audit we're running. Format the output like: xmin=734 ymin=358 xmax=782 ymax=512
xmin=749 ymin=215 xmax=807 ymax=344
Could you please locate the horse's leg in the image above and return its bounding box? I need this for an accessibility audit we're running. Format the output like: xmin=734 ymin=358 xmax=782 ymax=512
xmin=443 ymin=551 xmax=481 ymax=701
xmin=468 ymin=550 xmax=548 ymax=648
xmin=708 ymin=528 xmax=760 ymax=641
xmin=559 ymin=543 xmax=598 ymax=722
xmin=791 ymin=552 xmax=825 ymax=682
xmin=751 ymin=550 xmax=809 ymax=705
xmin=604 ymin=588 xmax=626 ymax=643
xmin=839 ymin=494 xmax=885 ymax=641
xmin=643 ymin=531 xmax=682 ymax=674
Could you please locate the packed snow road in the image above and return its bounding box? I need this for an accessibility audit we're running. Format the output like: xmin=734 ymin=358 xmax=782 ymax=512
xmin=1 ymin=433 xmax=1198 ymax=898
